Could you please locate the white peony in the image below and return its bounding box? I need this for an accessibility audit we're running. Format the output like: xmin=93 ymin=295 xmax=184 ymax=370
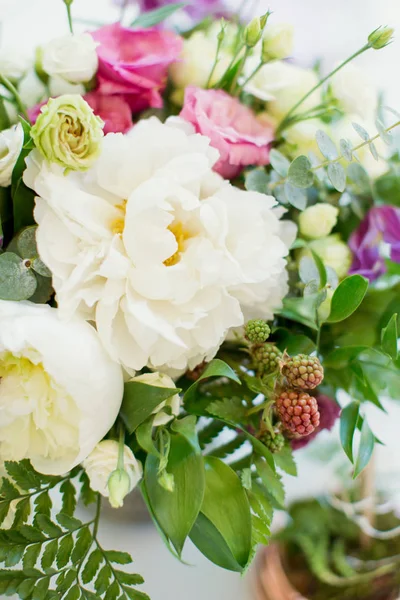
xmin=330 ymin=64 xmax=378 ymax=121
xmin=0 ymin=47 xmax=31 ymax=82
xmin=41 ymin=34 xmax=98 ymax=84
xmin=0 ymin=123 xmax=24 ymax=187
xmin=0 ymin=301 xmax=123 ymax=475
xmin=245 ymin=60 xmax=321 ymax=120
xmin=24 ymin=117 xmax=295 ymax=373
xmin=83 ymin=440 xmax=142 ymax=506
xmin=130 ymin=372 xmax=180 ymax=426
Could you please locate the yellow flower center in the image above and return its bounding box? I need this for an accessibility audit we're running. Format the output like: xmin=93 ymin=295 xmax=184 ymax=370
xmin=110 ymin=200 xmax=127 ymax=236
xmin=164 ymin=222 xmax=191 ymax=267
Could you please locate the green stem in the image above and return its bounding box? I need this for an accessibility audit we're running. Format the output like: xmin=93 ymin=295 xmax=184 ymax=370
xmin=117 ymin=422 xmax=125 ymax=471
xmin=240 ymin=60 xmax=264 ymax=90
xmin=93 ymin=494 xmax=102 ymax=539
xmin=0 ymin=74 xmax=30 ymax=122
xmin=277 ymin=44 xmax=371 ymax=136
xmin=64 ymin=1 xmax=74 ymax=34
xmin=231 ymin=46 xmax=251 ymax=95
xmin=206 ymin=33 xmax=224 ymax=88
xmin=214 ymin=41 xmax=246 ymax=89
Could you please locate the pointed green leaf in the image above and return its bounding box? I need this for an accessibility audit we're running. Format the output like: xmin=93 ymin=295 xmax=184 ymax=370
xmin=121 ymin=382 xmax=180 ymax=434
xmin=381 ymin=313 xmax=398 ymax=360
xmin=326 ymin=275 xmax=369 ymax=323
xmin=340 ymin=402 xmax=359 ymax=463
xmin=288 ymin=155 xmax=314 ymax=188
xmin=316 ymin=130 xmax=338 ymax=160
xmin=189 ymin=512 xmax=243 ymax=572
xmin=353 ymin=419 xmax=375 ymax=478
xmin=270 ymin=149 xmax=290 ymax=177
xmin=131 ymin=2 xmax=185 ymax=27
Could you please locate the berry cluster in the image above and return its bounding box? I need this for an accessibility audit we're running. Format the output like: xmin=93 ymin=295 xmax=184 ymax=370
xmin=259 ymin=431 xmax=285 ymax=453
xmin=276 ymin=390 xmax=320 ymax=436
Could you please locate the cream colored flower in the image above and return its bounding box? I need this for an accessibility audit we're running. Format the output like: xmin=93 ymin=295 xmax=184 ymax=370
xmin=299 ymin=204 xmax=339 ymax=239
xmin=131 ymin=372 xmax=180 ymax=426
xmin=299 ymin=234 xmax=352 ymax=279
xmin=0 ymin=47 xmax=30 ymax=82
xmin=31 ymin=94 xmax=104 ymax=171
xmin=0 ymin=123 xmax=24 ymax=187
xmin=0 ymin=301 xmax=123 ymax=475
xmin=24 ymin=117 xmax=294 ymax=373
xmin=42 ymin=34 xmax=98 ymax=84
xmin=262 ymin=23 xmax=294 ymax=61
xmin=330 ymin=64 xmax=378 ymax=120
xmin=83 ymin=440 xmax=142 ymax=507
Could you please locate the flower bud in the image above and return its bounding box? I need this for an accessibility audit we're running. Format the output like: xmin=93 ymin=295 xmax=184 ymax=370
xmin=262 ymin=23 xmax=294 ymax=62
xmin=130 ymin=372 xmax=181 ymax=426
xmin=298 ymin=234 xmax=352 ymax=279
xmin=83 ymin=440 xmax=143 ymax=508
xmin=245 ymin=17 xmax=263 ymax=48
xmin=107 ymin=469 xmax=132 ymax=509
xmin=31 ymin=94 xmax=104 ymax=171
xmin=298 ymin=204 xmax=339 ymax=239
xmin=368 ymin=26 xmax=394 ymax=49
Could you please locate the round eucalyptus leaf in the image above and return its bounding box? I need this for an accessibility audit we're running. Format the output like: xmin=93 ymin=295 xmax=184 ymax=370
xmin=0 ymin=252 xmax=37 ymax=300
xmin=284 ymin=182 xmax=307 ymax=210
xmin=17 ymin=226 xmax=38 ymax=259
xmin=316 ymin=130 xmax=338 ymax=160
xmin=327 ymin=163 xmax=346 ymax=192
xmin=244 ymin=168 xmax=269 ymax=194
xmin=339 ymin=138 xmax=353 ymax=162
xmin=288 ymin=155 xmax=314 ymax=189
xmin=352 ymin=122 xmax=369 ymax=141
xmin=32 ymin=257 xmax=52 ymax=278
xmin=269 ymin=149 xmax=290 ymax=177
xmin=375 ymin=118 xmax=392 ymax=145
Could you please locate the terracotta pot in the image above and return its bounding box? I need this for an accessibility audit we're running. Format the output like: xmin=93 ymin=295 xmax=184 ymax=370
xmin=252 ymin=544 xmax=400 ymax=600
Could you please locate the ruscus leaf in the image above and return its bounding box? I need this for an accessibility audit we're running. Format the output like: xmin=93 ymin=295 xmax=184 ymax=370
xmin=326 ymin=275 xmax=369 ymax=323
xmin=340 ymin=402 xmax=359 ymax=463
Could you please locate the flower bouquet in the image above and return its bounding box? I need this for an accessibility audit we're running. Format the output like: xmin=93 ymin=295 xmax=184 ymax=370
xmin=0 ymin=1 xmax=399 ymax=599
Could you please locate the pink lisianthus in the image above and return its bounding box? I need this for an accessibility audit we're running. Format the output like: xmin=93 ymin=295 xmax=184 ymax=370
xmin=179 ymin=87 xmax=274 ymax=179
xmin=84 ymin=93 xmax=133 ymax=133
xmin=90 ymin=23 xmax=182 ymax=114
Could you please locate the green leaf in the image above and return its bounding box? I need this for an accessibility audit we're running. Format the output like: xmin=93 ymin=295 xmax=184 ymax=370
xmin=353 ymin=419 xmax=375 ymax=478
xmin=288 ymin=155 xmax=314 ymax=188
xmin=41 ymin=539 xmax=58 ymax=570
xmin=35 ymin=515 xmax=62 ymax=538
xmin=206 ymin=397 xmax=247 ymax=424
xmin=4 ymin=460 xmax=41 ymax=490
xmin=310 ymin=250 xmax=327 ymax=289
xmin=316 ymin=130 xmax=338 ymax=160
xmin=81 ymin=548 xmax=103 ymax=584
xmin=339 ymin=138 xmax=353 ymax=161
xmin=56 ymin=513 xmax=83 ymax=531
xmin=17 ymin=226 xmax=38 ymax=259
xmin=352 ymin=122 xmax=369 ymax=141
xmin=284 ymin=182 xmax=307 ymax=210
xmin=64 ymin=586 xmax=81 ymax=600
xmin=94 ymin=565 xmax=112 ymax=595
xmin=145 ymin=433 xmax=205 ymax=555
xmin=170 ymin=415 xmax=199 ymax=452
xmin=278 ymin=294 xmax=319 ymax=330
xmin=131 ymin=2 xmax=185 ymax=27
xmin=23 ymin=544 xmax=41 ymax=569
xmin=0 ymin=97 xmax=11 ymax=131
xmin=189 ymin=512 xmax=243 ymax=572
xmin=381 ymin=313 xmax=398 ymax=360
xmin=347 ymin=163 xmax=371 ymax=194
xmin=60 ymin=480 xmax=77 ymax=517
xmin=0 ymin=252 xmax=37 ymax=300
xmin=270 ymin=149 xmax=290 ymax=177
xmin=327 ymin=163 xmax=346 ymax=192
xmin=71 ymin=527 xmax=92 ymax=563
xmin=326 ymin=275 xmax=369 ymax=323
xmin=17 ymin=578 xmax=36 ymax=599
xmin=5 ymin=545 xmax=24 ymax=567
xmin=34 ymin=491 xmax=52 ymax=518
xmin=199 ymin=457 xmax=252 ymax=568
xmin=254 ymin=456 xmax=285 ymax=508
xmin=324 ymin=345 xmax=371 ymax=368
xmin=114 ymin=571 xmax=144 ymax=585
xmin=340 ymin=402 xmax=359 ymax=463
xmin=273 ymin=444 xmax=297 ymax=476
xmin=32 ymin=577 xmax=50 ymax=600
xmin=184 ymin=359 xmax=240 ymax=410
xmin=105 ymin=550 xmax=132 ymax=565
xmin=121 ymin=381 xmax=180 ymax=434
xmin=244 ymin=168 xmax=269 ymax=194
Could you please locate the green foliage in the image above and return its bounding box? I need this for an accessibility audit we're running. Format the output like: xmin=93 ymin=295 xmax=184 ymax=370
xmin=0 ymin=461 xmax=149 ymax=600
xmin=381 ymin=313 xmax=398 ymax=360
xmin=131 ymin=3 xmax=185 ymax=27
xmin=0 ymin=252 xmax=37 ymax=300
xmin=121 ymin=382 xmax=180 ymax=433
xmin=11 ymin=118 xmax=36 ymax=233
xmin=288 ymin=155 xmax=314 ymax=188
xmin=353 ymin=419 xmax=375 ymax=478
xmin=326 ymin=275 xmax=369 ymax=323
xmin=340 ymin=402 xmax=359 ymax=463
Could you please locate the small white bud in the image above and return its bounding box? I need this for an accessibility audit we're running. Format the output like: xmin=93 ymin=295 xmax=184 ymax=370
xmin=262 ymin=23 xmax=294 ymax=62
xmin=299 ymin=204 xmax=339 ymax=239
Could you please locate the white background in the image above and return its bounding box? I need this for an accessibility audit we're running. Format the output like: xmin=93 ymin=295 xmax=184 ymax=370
xmin=1 ymin=1 xmax=400 ymax=599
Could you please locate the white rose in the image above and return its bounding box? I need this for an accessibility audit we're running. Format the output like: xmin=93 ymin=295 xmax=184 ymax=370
xmin=0 ymin=301 xmax=123 ymax=475
xmin=170 ymin=31 xmax=232 ymax=94
xmin=24 ymin=117 xmax=294 ymax=373
xmin=0 ymin=47 xmax=31 ymax=82
xmin=262 ymin=23 xmax=294 ymax=61
xmin=83 ymin=440 xmax=142 ymax=506
xmin=330 ymin=64 xmax=378 ymax=121
xmin=49 ymin=76 xmax=85 ymax=98
xmin=0 ymin=123 xmax=24 ymax=187
xmin=245 ymin=60 xmax=321 ymax=120
xmin=299 ymin=204 xmax=339 ymax=239
xmin=299 ymin=234 xmax=352 ymax=279
xmin=42 ymin=33 xmax=98 ymax=84
xmin=131 ymin=372 xmax=180 ymax=426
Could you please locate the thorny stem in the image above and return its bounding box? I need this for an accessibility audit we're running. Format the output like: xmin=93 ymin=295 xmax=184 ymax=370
xmin=277 ymin=43 xmax=371 ymax=135
xmin=0 ymin=74 xmax=30 ymax=122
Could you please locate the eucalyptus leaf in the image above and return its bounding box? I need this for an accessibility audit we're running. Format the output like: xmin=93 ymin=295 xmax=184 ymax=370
xmin=347 ymin=163 xmax=370 ymax=193
xmin=269 ymin=149 xmax=290 ymax=177
xmin=244 ymin=168 xmax=269 ymax=194
xmin=353 ymin=419 xmax=375 ymax=478
xmin=339 ymin=138 xmax=353 ymax=162
xmin=0 ymin=252 xmax=37 ymax=300
xmin=17 ymin=226 xmax=38 ymax=258
xmin=326 ymin=275 xmax=369 ymax=323
xmin=327 ymin=163 xmax=346 ymax=192
xmin=316 ymin=130 xmax=338 ymax=160
xmin=284 ymin=182 xmax=307 ymax=210
xmin=288 ymin=155 xmax=314 ymax=189
xmin=131 ymin=2 xmax=185 ymax=27
xmin=340 ymin=402 xmax=359 ymax=463
xmin=369 ymin=142 xmax=379 ymax=161
xmin=308 ymin=151 xmax=325 ymax=182
xmin=32 ymin=257 xmax=52 ymax=278
xmin=145 ymin=433 xmax=205 ymax=555
xmin=299 ymin=257 xmax=319 ymax=285
xmin=375 ymin=118 xmax=392 ymax=145
xmin=352 ymin=122 xmax=369 ymax=141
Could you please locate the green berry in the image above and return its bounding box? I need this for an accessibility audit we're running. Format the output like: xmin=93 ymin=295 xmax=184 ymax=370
xmin=245 ymin=320 xmax=271 ymax=343
xmin=252 ymin=343 xmax=282 ymax=376
xmin=260 ymin=431 xmax=285 ymax=453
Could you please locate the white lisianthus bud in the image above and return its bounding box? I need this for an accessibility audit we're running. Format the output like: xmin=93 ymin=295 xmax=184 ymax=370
xmin=299 ymin=234 xmax=352 ymax=279
xmin=368 ymin=26 xmax=394 ymax=50
xmin=41 ymin=33 xmax=98 ymax=84
xmin=131 ymin=372 xmax=181 ymax=426
xmin=245 ymin=17 xmax=263 ymax=48
xmin=0 ymin=47 xmax=31 ymax=82
xmin=262 ymin=23 xmax=294 ymax=61
xmin=299 ymin=204 xmax=339 ymax=239
xmin=83 ymin=440 xmax=142 ymax=508
xmin=0 ymin=124 xmax=24 ymax=188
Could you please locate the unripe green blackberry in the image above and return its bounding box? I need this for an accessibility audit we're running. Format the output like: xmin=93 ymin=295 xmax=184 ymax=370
xmin=276 ymin=389 xmax=320 ymax=437
xmin=252 ymin=343 xmax=282 ymax=376
xmin=260 ymin=431 xmax=285 ymax=453
xmin=245 ymin=320 xmax=271 ymax=343
xmin=282 ymin=354 xmax=324 ymax=390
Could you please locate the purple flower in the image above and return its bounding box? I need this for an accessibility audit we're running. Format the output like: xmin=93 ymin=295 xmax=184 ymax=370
xmin=115 ymin=0 xmax=230 ymax=22
xmin=291 ymin=395 xmax=340 ymax=451
xmin=349 ymin=205 xmax=400 ymax=282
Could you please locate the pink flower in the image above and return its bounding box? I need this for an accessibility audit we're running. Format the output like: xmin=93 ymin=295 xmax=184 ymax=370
xmin=179 ymin=87 xmax=274 ymax=179
xmin=84 ymin=93 xmax=133 ymax=134
xmin=90 ymin=23 xmax=182 ymax=114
